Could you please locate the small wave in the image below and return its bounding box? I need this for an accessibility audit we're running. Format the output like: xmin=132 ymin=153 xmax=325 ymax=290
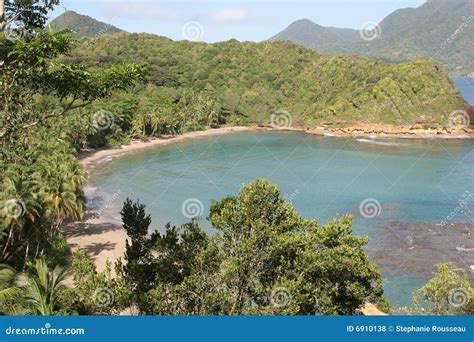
xmin=83 ymin=185 xmax=97 ymax=197
xmin=324 ymin=133 xmax=337 ymax=137
xmin=356 ymin=138 xmax=401 ymax=146
xmin=83 ymin=186 xmax=97 ymax=207
xmin=83 ymin=186 xmax=103 ymax=209
xmin=100 ymin=156 xmax=115 ymax=163
xmin=456 ymin=246 xmax=474 ymax=252
xmin=97 ymin=153 xmax=126 ymax=165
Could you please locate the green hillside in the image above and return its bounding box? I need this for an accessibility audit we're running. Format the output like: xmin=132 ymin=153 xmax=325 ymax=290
xmin=59 ymin=32 xmax=463 ymax=131
xmin=273 ymin=0 xmax=474 ymax=75
xmin=49 ymin=10 xmax=124 ymax=38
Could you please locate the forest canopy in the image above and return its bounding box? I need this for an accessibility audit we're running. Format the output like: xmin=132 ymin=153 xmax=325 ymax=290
xmin=58 ymin=32 xmax=465 ymax=136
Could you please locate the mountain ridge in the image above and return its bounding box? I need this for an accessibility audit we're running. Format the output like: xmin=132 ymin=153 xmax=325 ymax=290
xmin=272 ymin=0 xmax=474 ymax=75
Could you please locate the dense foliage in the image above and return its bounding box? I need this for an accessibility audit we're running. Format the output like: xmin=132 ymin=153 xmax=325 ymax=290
xmin=411 ymin=263 xmax=474 ymax=315
xmin=88 ymin=179 xmax=392 ymax=315
xmin=0 ymin=2 xmax=145 ymax=268
xmin=57 ymin=31 xmax=463 ymax=137
xmin=0 ymin=259 xmax=68 ymax=315
xmin=2 ymin=180 xmax=472 ymax=316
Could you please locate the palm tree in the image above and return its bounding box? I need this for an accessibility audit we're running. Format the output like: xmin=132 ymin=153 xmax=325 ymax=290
xmin=0 ymin=175 xmax=40 ymax=263
xmin=0 ymin=264 xmax=19 ymax=314
xmin=15 ymin=259 xmax=68 ymax=315
xmin=38 ymin=153 xmax=85 ymax=229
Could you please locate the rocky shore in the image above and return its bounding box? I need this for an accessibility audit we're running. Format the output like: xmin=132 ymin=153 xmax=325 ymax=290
xmin=306 ymin=123 xmax=473 ymax=139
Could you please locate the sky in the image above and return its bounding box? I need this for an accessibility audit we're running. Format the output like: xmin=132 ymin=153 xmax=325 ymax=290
xmin=50 ymin=0 xmax=426 ymax=42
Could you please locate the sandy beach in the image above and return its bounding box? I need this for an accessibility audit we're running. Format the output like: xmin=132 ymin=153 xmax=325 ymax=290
xmin=64 ymin=124 xmax=473 ymax=273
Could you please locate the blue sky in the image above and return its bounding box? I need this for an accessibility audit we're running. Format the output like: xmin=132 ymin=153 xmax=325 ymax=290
xmin=50 ymin=0 xmax=426 ymax=42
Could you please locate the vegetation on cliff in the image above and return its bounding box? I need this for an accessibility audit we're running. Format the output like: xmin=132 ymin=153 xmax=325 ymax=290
xmin=56 ymin=32 xmax=463 ymax=145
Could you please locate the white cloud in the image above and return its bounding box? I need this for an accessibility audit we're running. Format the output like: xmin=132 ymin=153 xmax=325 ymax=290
xmin=210 ymin=8 xmax=249 ymax=23
xmin=103 ymin=2 xmax=181 ymax=21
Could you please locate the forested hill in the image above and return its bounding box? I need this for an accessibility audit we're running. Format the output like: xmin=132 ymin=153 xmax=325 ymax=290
xmin=59 ymin=33 xmax=463 ymax=128
xmin=49 ymin=10 xmax=124 ymax=38
xmin=273 ymin=0 xmax=474 ymax=76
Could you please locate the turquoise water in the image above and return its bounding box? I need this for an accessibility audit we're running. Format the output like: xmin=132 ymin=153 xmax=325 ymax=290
xmin=454 ymin=77 xmax=474 ymax=105
xmin=92 ymin=131 xmax=474 ymax=308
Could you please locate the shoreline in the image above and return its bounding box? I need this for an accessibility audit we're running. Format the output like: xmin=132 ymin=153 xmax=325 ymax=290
xmin=79 ymin=124 xmax=474 ymax=172
xmin=66 ymin=126 xmax=255 ymax=272
xmin=80 ymin=124 xmax=474 ymax=171
xmin=79 ymin=126 xmax=256 ymax=172
xmin=304 ymin=124 xmax=473 ymax=139
xmin=66 ymin=124 xmax=473 ymax=273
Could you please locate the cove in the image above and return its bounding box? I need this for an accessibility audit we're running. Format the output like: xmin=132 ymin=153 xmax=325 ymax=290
xmin=91 ymin=131 xmax=474 ymax=308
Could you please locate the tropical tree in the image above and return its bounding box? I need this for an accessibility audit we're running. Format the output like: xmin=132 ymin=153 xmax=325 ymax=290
xmin=0 ymin=174 xmax=40 ymax=263
xmin=411 ymin=263 xmax=473 ymax=315
xmin=0 ymin=1 xmax=59 ymax=32
xmin=115 ymin=179 xmax=389 ymax=315
xmin=115 ymin=199 xmax=156 ymax=311
xmin=15 ymin=258 xmax=68 ymax=315
xmin=0 ymin=0 xmax=145 ymax=267
xmin=208 ymin=179 xmax=388 ymax=315
xmin=57 ymin=250 xmax=121 ymax=315
xmin=0 ymin=263 xmax=19 ymax=314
